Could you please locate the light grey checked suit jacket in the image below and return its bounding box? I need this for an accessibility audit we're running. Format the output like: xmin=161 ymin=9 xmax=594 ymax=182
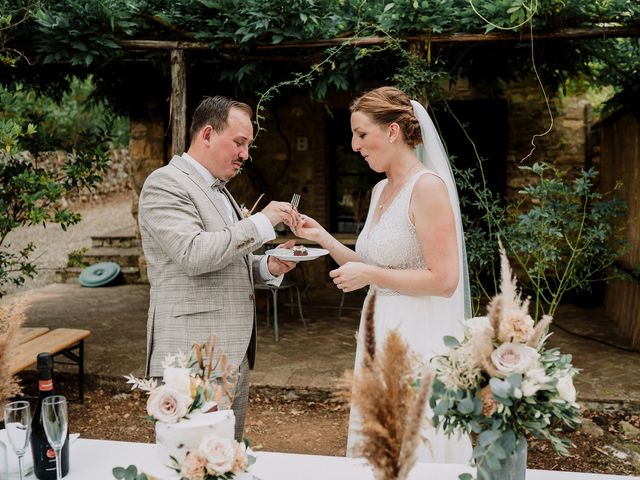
xmin=139 ymin=155 xmax=265 ymax=377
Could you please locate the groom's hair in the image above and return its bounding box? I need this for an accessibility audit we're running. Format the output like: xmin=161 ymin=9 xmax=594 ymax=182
xmin=189 ymin=96 xmax=253 ymax=143
xmin=350 ymin=86 xmax=423 ymax=147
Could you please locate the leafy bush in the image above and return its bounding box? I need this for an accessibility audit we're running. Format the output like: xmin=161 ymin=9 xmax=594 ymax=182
xmin=0 ymin=79 xmax=118 ymax=296
xmin=0 ymin=76 xmax=128 ymax=152
xmin=461 ymin=162 xmax=628 ymax=319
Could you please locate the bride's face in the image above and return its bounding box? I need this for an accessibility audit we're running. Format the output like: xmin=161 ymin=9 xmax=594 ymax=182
xmin=350 ymin=111 xmax=391 ymax=173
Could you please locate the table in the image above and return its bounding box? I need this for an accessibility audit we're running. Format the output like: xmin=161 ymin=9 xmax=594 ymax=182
xmin=27 ymin=438 xmax=640 ymax=480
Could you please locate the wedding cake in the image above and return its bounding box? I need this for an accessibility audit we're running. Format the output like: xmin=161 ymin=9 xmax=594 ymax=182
xmin=154 ymin=409 xmax=236 ymax=465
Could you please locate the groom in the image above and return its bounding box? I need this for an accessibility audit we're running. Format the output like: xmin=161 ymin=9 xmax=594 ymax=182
xmin=138 ymin=95 xmax=299 ymax=440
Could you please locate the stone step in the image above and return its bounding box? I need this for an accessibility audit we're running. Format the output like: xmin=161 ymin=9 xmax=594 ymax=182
xmin=91 ymin=227 xmax=139 ymax=248
xmin=82 ymin=247 xmax=142 ymax=268
xmin=54 ymin=266 xmax=146 ymax=285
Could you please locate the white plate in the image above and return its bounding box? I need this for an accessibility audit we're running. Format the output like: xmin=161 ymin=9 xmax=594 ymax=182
xmin=265 ymin=247 xmax=329 ymax=262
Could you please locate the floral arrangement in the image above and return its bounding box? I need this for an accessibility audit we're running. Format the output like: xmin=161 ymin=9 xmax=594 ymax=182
xmin=342 ymin=290 xmax=434 ymax=480
xmin=431 ymin=245 xmax=581 ymax=479
xmin=124 ymin=337 xmax=238 ymax=423
xmin=113 ymin=337 xmax=255 ymax=480
xmin=239 ymin=193 xmax=264 ymax=219
xmin=173 ymin=435 xmax=254 ymax=480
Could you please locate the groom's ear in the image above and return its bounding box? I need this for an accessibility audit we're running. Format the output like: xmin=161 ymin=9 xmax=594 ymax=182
xmin=201 ymin=125 xmax=215 ymax=145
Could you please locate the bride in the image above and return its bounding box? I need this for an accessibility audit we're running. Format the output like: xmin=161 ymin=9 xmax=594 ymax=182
xmin=294 ymin=86 xmax=472 ymax=463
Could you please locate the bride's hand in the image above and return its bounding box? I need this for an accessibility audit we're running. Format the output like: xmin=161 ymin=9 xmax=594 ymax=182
xmin=293 ymin=214 xmax=326 ymax=241
xmin=330 ymin=261 xmax=371 ymax=292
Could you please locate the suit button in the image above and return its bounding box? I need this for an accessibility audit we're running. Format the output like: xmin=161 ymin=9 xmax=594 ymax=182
xmin=249 ymin=293 xmax=255 ymax=301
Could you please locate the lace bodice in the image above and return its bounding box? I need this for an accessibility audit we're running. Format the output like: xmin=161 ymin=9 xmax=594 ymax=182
xmin=356 ymin=171 xmax=434 ymax=293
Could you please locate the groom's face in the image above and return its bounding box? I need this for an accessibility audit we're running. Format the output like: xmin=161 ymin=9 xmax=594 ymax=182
xmin=207 ymin=108 xmax=254 ymax=181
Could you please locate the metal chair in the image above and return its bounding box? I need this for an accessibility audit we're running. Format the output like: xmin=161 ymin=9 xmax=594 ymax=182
xmin=255 ymin=278 xmax=306 ymax=342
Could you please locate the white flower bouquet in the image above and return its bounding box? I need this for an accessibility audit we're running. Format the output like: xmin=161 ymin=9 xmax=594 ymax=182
xmin=431 ymin=246 xmax=581 ymax=479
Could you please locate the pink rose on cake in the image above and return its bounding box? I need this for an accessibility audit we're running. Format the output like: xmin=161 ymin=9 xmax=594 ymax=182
xmin=146 ymin=386 xmax=192 ymax=424
xmin=178 ymin=435 xmax=254 ymax=480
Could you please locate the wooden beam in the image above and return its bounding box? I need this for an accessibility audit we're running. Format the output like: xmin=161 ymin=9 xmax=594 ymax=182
xmin=118 ymin=26 xmax=640 ymax=52
xmin=170 ymin=49 xmax=187 ymax=156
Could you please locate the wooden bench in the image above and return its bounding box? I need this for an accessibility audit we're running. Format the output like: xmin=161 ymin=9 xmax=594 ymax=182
xmin=14 ymin=327 xmax=92 ymax=402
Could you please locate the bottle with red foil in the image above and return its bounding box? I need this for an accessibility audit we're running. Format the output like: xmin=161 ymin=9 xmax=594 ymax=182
xmin=30 ymin=352 xmax=70 ymax=479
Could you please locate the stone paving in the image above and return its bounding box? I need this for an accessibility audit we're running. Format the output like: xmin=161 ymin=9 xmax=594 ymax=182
xmin=6 ymin=282 xmax=640 ymax=408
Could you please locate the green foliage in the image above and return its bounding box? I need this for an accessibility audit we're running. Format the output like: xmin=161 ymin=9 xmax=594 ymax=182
xmin=66 ymin=247 xmax=88 ymax=268
xmin=0 ymin=77 xmax=129 ymax=151
xmin=34 ymin=0 xmax=135 ymax=67
xmin=1 ymin=0 xmax=639 ymax=112
xmin=0 ymin=95 xmax=112 ymax=296
xmin=459 ymin=160 xmax=627 ymax=318
xmin=112 ymin=465 xmax=148 ymax=480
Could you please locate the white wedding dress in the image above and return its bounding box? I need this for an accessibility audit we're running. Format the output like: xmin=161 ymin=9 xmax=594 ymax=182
xmin=347 ymin=170 xmax=473 ymax=464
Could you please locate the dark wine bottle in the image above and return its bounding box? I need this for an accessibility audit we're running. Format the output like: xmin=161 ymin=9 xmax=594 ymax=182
xmin=30 ymin=352 xmax=70 ymax=479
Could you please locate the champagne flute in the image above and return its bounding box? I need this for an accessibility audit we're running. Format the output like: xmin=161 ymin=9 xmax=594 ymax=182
xmin=41 ymin=396 xmax=67 ymax=480
xmin=3 ymin=400 xmax=31 ymax=480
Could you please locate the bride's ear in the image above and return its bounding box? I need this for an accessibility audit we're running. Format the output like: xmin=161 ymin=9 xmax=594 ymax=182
xmin=388 ymin=122 xmax=400 ymax=144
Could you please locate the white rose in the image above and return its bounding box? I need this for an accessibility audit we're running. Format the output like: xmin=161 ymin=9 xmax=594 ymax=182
xmin=163 ymin=367 xmax=192 ymax=396
xmin=491 ymin=343 xmax=539 ymax=377
xmin=199 ymin=435 xmax=236 ymax=475
xmin=556 ymin=374 xmax=577 ymax=403
xmin=146 ymin=386 xmax=192 ymax=423
xmin=521 ymin=367 xmax=551 ymax=397
xmin=465 ymin=316 xmax=493 ymax=337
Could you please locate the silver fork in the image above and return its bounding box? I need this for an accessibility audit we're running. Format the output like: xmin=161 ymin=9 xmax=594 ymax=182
xmin=290 ymin=193 xmax=301 ymax=210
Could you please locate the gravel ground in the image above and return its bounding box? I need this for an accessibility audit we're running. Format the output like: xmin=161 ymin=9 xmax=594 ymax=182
xmin=3 ymin=192 xmax=136 ymax=295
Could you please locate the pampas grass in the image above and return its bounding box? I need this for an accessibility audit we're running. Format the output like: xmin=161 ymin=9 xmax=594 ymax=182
xmin=345 ymin=289 xmax=433 ymax=480
xmin=0 ymin=297 xmax=27 ymax=402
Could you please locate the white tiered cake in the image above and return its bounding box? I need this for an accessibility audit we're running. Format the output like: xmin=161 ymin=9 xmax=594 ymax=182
xmin=155 ymin=409 xmax=236 ymax=466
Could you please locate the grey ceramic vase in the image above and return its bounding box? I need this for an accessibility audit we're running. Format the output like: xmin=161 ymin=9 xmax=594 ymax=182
xmin=477 ymin=435 xmax=527 ymax=480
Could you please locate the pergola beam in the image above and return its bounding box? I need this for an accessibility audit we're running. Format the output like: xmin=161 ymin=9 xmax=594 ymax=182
xmin=118 ymin=26 xmax=640 ymax=52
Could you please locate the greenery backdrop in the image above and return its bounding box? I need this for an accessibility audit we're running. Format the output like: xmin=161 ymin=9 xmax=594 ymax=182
xmin=0 ymin=0 xmax=636 ymax=311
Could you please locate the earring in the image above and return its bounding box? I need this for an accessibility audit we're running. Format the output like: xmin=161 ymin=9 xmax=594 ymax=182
xmin=389 ymin=139 xmax=393 ymax=144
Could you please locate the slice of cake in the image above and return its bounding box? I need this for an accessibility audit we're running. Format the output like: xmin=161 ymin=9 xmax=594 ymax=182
xmin=292 ymin=245 xmax=308 ymax=256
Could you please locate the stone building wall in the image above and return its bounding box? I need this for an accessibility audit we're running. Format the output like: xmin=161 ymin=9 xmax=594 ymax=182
xmin=503 ymin=84 xmax=590 ymax=198
xmin=229 ymin=94 xmax=331 ymax=288
xmin=444 ymin=79 xmax=591 ymax=199
xmin=26 ymin=148 xmax=133 ymax=203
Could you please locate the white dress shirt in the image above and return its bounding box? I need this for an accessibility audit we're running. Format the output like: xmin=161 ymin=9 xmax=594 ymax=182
xmin=183 ymin=153 xmax=282 ymax=285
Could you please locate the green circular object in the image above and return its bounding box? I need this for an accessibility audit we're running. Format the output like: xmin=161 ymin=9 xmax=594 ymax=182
xmin=79 ymin=262 xmax=121 ymax=287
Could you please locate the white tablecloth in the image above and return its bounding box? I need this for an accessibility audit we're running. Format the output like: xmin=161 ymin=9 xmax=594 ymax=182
xmin=39 ymin=438 xmax=638 ymax=480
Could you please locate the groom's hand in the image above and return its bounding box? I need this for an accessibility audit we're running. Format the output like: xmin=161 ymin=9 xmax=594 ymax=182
xmin=267 ymin=239 xmax=297 ymax=276
xmin=262 ymin=201 xmax=301 ymax=228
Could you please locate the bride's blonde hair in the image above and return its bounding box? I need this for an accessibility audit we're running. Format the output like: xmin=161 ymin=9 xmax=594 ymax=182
xmin=350 ymin=86 xmax=423 ymax=147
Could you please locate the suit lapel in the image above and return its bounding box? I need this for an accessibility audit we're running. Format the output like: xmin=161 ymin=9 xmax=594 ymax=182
xmin=169 ymin=155 xmax=253 ymax=279
xmin=222 ymin=187 xmax=244 ymax=221
xmin=169 ymin=156 xmax=232 ymax=226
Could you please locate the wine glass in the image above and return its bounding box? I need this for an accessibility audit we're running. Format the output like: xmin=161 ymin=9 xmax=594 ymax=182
xmin=3 ymin=400 xmax=31 ymax=480
xmin=41 ymin=396 xmax=68 ymax=480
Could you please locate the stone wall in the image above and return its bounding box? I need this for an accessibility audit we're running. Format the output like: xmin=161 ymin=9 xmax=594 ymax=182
xmin=444 ymin=79 xmax=591 ymax=199
xmin=23 ymin=148 xmax=133 ymax=203
xmin=229 ymin=94 xmax=331 ymax=288
xmin=503 ymin=84 xmax=590 ymax=198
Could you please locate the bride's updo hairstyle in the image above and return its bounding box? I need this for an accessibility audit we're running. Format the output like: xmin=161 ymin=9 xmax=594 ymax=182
xmin=349 ymin=86 xmax=423 ymax=147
